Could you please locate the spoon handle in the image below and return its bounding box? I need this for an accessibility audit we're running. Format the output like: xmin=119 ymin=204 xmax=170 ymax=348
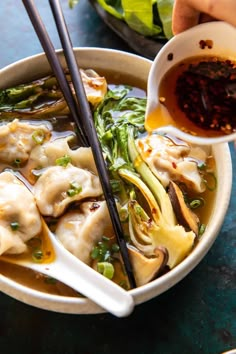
xmin=32 ymin=236 xmax=134 ymax=318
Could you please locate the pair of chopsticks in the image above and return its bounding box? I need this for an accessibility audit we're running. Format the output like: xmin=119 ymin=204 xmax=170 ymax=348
xmin=22 ymin=0 xmax=136 ymax=289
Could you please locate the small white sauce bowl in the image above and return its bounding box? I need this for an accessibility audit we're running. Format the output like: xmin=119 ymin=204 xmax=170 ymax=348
xmin=146 ymin=21 xmax=236 ymax=145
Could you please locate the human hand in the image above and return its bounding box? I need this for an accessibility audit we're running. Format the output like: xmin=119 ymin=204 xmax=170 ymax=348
xmin=172 ymin=0 xmax=236 ymax=35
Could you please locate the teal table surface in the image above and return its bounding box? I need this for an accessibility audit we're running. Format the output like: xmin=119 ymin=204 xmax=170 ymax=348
xmin=0 ymin=1 xmax=235 ymax=354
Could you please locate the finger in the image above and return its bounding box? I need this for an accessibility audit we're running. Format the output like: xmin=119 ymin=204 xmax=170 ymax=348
xmin=172 ymin=0 xmax=236 ymax=35
xmin=172 ymin=0 xmax=200 ymax=34
xmin=199 ymin=13 xmax=215 ymax=24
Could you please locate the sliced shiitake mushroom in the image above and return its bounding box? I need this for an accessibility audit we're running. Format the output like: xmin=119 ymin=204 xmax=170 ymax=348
xmin=128 ymin=245 xmax=168 ymax=287
xmin=168 ymin=180 xmax=199 ymax=235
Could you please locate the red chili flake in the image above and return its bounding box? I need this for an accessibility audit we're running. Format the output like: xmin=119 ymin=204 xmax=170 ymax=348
xmin=199 ymin=39 xmax=213 ymax=49
xmin=167 ymin=53 xmax=173 ymax=61
xmin=151 ymin=208 xmax=157 ymax=214
xmin=175 ymin=59 xmax=236 ymax=133
xmin=172 ymin=162 xmax=177 ymax=169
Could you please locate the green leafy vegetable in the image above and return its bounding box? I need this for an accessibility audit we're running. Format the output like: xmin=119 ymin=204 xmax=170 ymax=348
xmin=93 ymin=86 xmax=198 ymax=269
xmin=97 ymin=0 xmax=123 ymax=19
xmin=156 ymin=0 xmax=173 ymax=39
xmin=121 ymin=0 xmax=162 ymax=37
xmin=0 ymin=75 xmax=67 ymax=118
xmin=94 ymin=86 xmax=146 ymax=202
xmin=96 ymin=0 xmax=174 ymax=39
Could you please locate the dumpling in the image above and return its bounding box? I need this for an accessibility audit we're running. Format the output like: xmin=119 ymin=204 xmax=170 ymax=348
xmin=136 ymin=134 xmax=207 ymax=193
xmin=55 ymin=201 xmax=113 ymax=264
xmin=0 ymin=119 xmax=51 ymax=165
xmin=29 ymin=136 xmax=97 ymax=174
xmin=33 ymin=164 xmax=102 ymax=217
xmin=0 ymin=171 xmax=42 ymax=255
xmin=80 ymin=69 xmax=107 ymax=106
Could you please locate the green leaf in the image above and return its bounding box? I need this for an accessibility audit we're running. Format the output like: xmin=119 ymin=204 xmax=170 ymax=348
xmin=121 ymin=0 xmax=162 ymax=36
xmin=156 ymin=0 xmax=174 ymax=39
xmin=97 ymin=0 xmax=123 ymax=19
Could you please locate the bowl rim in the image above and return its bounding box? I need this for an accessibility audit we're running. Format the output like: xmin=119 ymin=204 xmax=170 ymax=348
xmin=0 ymin=47 xmax=233 ymax=314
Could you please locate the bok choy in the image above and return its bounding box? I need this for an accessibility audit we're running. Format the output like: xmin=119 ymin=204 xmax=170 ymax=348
xmin=93 ymin=86 xmax=197 ymax=269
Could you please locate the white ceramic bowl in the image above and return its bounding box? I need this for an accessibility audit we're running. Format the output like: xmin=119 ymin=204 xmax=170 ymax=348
xmin=146 ymin=21 xmax=236 ymax=145
xmin=0 ymin=48 xmax=232 ymax=314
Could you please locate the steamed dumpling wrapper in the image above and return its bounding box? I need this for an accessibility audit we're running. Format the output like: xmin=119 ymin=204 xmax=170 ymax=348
xmin=55 ymin=201 xmax=113 ymax=264
xmin=0 ymin=119 xmax=51 ymax=165
xmin=28 ymin=136 xmax=97 ymax=175
xmin=0 ymin=172 xmax=42 ymax=255
xmin=80 ymin=69 xmax=107 ymax=106
xmin=33 ymin=164 xmax=103 ymax=217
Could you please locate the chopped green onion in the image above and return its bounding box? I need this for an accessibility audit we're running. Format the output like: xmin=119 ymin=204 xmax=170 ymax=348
xmin=204 ymin=172 xmax=217 ymax=191
xmin=10 ymin=222 xmax=19 ymax=231
xmin=111 ymin=243 xmax=120 ymax=253
xmin=70 ymin=181 xmax=81 ymax=190
xmin=97 ymin=262 xmax=114 ymax=279
xmin=90 ymin=237 xmax=114 ymax=262
xmin=56 ymin=155 xmax=72 ymax=167
xmin=44 ymin=276 xmax=58 ymax=284
xmin=32 ymin=129 xmax=45 ymax=145
xmin=198 ymin=162 xmax=206 ymax=170
xmin=199 ymin=223 xmax=206 ymax=236
xmin=90 ymin=246 xmax=100 ymax=260
xmin=67 ymin=181 xmax=82 ymax=197
xmin=102 ymin=235 xmax=110 ymax=242
xmin=32 ymin=249 xmax=44 ymax=262
xmin=13 ymin=158 xmax=21 ymax=168
xmin=67 ymin=188 xmax=77 ymax=197
xmin=189 ymin=198 xmax=205 ymax=209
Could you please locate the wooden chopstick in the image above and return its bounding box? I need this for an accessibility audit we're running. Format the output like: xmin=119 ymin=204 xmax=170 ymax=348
xmin=23 ymin=0 xmax=136 ymax=289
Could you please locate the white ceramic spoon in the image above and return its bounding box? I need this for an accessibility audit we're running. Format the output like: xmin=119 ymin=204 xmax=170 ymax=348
xmin=0 ymin=220 xmax=134 ymax=318
xmin=145 ymin=21 xmax=236 ymax=145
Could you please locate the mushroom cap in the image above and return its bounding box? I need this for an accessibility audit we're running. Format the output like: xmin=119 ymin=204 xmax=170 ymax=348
xmin=128 ymin=245 xmax=168 ymax=287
